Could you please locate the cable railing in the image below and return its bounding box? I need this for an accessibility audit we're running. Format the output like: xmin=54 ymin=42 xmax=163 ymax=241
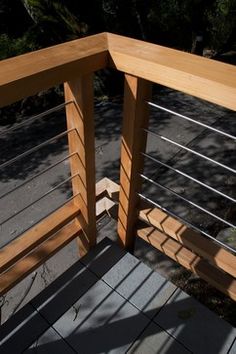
xmin=139 ymin=99 xmax=236 ymax=255
xmin=138 ymin=192 xmax=236 ymax=254
xmin=0 ymin=128 xmax=73 ymax=170
xmin=147 ymin=101 xmax=236 ymax=141
xmin=0 ymin=33 xmax=103 ymax=300
xmin=144 ymin=128 xmax=236 ymax=174
xmin=0 ymin=33 xmax=236 ymax=303
xmin=0 ymin=104 xmax=78 ymax=249
xmin=1 ymin=191 xmax=80 ymax=250
xmin=142 ymin=152 xmax=236 ymax=204
xmin=0 ymin=153 xmax=76 ymax=200
xmin=0 ymin=101 xmax=73 ymax=137
xmin=140 ymin=173 xmax=236 ymax=232
xmin=0 ymin=174 xmax=76 ymax=226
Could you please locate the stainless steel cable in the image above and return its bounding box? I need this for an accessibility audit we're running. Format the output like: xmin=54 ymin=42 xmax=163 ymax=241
xmin=138 ymin=192 xmax=236 ymax=254
xmin=3 ymin=191 xmax=80 ymax=248
xmin=0 ymin=153 xmax=76 ymax=200
xmin=144 ymin=128 xmax=236 ymax=174
xmin=0 ymin=101 xmax=73 ymax=137
xmin=147 ymin=101 xmax=236 ymax=141
xmin=140 ymin=173 xmax=236 ymax=229
xmin=0 ymin=128 xmax=73 ymax=170
xmin=142 ymin=152 xmax=236 ymax=204
xmin=0 ymin=174 xmax=77 ymax=225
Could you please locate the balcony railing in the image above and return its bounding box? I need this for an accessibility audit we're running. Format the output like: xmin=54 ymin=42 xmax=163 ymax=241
xmin=0 ymin=32 xmax=236 ymax=304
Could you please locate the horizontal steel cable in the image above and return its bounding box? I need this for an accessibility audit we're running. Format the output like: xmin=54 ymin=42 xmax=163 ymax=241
xmin=138 ymin=192 xmax=236 ymax=254
xmin=0 ymin=174 xmax=77 ymax=225
xmin=142 ymin=152 xmax=236 ymax=204
xmin=0 ymin=153 xmax=76 ymax=200
xmin=144 ymin=128 xmax=236 ymax=175
xmin=147 ymin=101 xmax=236 ymax=141
xmin=0 ymin=128 xmax=74 ymax=170
xmin=0 ymin=101 xmax=73 ymax=137
xmin=2 ymin=191 xmax=80 ymax=248
xmin=140 ymin=173 xmax=236 ymax=229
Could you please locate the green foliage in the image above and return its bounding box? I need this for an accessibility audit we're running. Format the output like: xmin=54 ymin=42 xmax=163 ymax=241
xmin=1 ymin=0 xmax=236 ymax=58
xmin=148 ymin=0 xmax=194 ymax=48
xmin=0 ymin=0 xmax=235 ymax=106
xmin=206 ymin=0 xmax=236 ymax=51
xmin=0 ymin=31 xmax=39 ymax=60
xmin=21 ymin=0 xmax=85 ymax=43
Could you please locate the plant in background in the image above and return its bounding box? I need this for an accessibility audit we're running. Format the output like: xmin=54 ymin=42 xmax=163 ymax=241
xmin=206 ymin=0 xmax=236 ymax=53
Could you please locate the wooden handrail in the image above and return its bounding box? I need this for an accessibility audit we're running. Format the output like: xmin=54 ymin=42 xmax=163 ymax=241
xmin=0 ymin=33 xmax=108 ymax=107
xmin=107 ymin=33 xmax=236 ymax=111
xmin=0 ymin=33 xmax=235 ymax=301
xmin=0 ymin=33 xmax=236 ymax=110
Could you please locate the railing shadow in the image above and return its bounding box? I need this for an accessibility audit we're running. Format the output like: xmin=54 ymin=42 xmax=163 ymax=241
xmin=142 ymin=87 xmax=236 ymax=243
xmin=1 ymin=84 xmax=236 ymax=349
xmin=1 ymin=86 xmax=235 ymax=241
xmin=1 ymin=238 xmax=235 ymax=354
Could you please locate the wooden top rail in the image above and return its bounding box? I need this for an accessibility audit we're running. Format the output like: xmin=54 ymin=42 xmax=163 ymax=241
xmin=108 ymin=33 xmax=236 ymax=111
xmin=0 ymin=33 xmax=108 ymax=107
xmin=0 ymin=33 xmax=236 ymax=110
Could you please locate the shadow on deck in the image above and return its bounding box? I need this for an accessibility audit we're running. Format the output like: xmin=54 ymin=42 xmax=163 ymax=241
xmin=1 ymin=237 xmax=235 ymax=354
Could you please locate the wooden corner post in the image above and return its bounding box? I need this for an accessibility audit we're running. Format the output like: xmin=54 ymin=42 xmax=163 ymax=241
xmin=118 ymin=74 xmax=152 ymax=250
xmin=64 ymin=74 xmax=96 ymax=257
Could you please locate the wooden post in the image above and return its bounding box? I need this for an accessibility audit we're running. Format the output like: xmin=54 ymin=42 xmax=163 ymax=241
xmin=118 ymin=74 xmax=152 ymax=250
xmin=64 ymin=74 xmax=96 ymax=256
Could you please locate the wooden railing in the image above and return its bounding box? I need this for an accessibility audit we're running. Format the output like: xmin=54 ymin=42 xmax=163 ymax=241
xmin=0 ymin=33 xmax=236 ymax=301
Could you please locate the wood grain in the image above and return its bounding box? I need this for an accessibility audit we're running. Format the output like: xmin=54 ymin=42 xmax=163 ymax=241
xmin=140 ymin=207 xmax=236 ymax=277
xmin=117 ymin=74 xmax=152 ymax=249
xmin=0 ymin=33 xmax=108 ymax=107
xmin=137 ymin=224 xmax=236 ymax=301
xmin=64 ymin=74 xmax=96 ymax=256
xmin=1 ymin=32 xmax=235 ymax=110
xmin=108 ymin=33 xmax=236 ymax=111
xmin=95 ymin=177 xmax=120 ymax=201
xmin=0 ymin=200 xmax=79 ymax=274
xmin=0 ymin=178 xmax=119 ymax=295
xmin=0 ymin=220 xmax=81 ymax=296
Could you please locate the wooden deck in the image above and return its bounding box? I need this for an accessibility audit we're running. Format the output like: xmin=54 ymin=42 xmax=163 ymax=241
xmin=1 ymin=33 xmax=236 ymax=307
xmin=1 ymin=237 xmax=235 ymax=354
xmin=0 ymin=33 xmax=236 ymax=352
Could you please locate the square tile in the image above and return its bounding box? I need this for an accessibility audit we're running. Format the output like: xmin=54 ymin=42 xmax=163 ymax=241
xmin=154 ymin=289 xmax=236 ymax=354
xmin=0 ymin=304 xmax=49 ymax=354
xmin=229 ymin=338 xmax=236 ymax=354
xmin=128 ymin=322 xmax=190 ymax=353
xmin=31 ymin=260 xmax=98 ymax=324
xmin=2 ymin=241 xmax=79 ymax=324
xmin=80 ymin=238 xmax=126 ymax=278
xmin=102 ymin=252 xmax=176 ymax=318
xmin=24 ymin=327 xmax=74 ymax=354
xmin=53 ymin=280 xmax=149 ymax=354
